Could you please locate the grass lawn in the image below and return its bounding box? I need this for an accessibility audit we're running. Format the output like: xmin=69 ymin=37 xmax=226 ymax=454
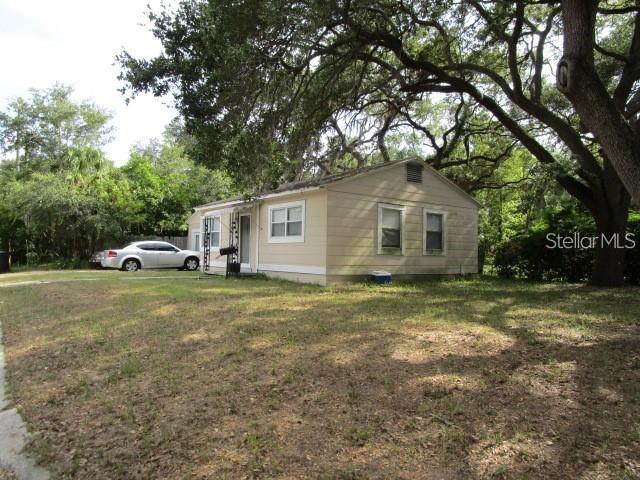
xmin=0 ymin=272 xmax=638 ymax=479
xmin=0 ymin=269 xmax=200 ymax=285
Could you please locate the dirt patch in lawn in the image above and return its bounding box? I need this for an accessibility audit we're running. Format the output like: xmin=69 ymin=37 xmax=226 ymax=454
xmin=0 ymin=276 xmax=639 ymax=479
xmin=0 ymin=468 xmax=16 ymax=480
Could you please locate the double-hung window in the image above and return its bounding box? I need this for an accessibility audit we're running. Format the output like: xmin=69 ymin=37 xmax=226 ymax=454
xmin=424 ymin=209 xmax=447 ymax=255
xmin=377 ymin=203 xmax=405 ymax=254
xmin=268 ymin=200 xmax=305 ymax=243
xmin=210 ymin=216 xmax=221 ymax=249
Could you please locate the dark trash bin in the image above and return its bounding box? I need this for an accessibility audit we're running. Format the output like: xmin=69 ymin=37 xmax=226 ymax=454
xmin=0 ymin=251 xmax=9 ymax=274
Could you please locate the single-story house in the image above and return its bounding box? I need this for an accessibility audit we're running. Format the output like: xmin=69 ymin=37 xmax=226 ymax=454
xmin=187 ymin=159 xmax=480 ymax=285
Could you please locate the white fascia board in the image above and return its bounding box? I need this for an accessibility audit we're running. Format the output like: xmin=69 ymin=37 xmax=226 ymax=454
xmin=199 ymin=201 xmax=246 ymax=214
xmin=258 ymin=263 xmax=326 ymax=275
xmin=195 ymin=186 xmax=322 ymax=213
xmin=258 ymin=186 xmax=321 ymax=201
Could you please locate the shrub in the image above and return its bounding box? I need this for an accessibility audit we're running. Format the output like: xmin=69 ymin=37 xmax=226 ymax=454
xmin=493 ymin=208 xmax=640 ymax=284
xmin=25 ymin=251 xmax=39 ymax=265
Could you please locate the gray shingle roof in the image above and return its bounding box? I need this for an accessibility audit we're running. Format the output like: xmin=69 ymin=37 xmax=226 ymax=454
xmin=195 ymin=158 xmax=481 ymax=209
xmin=196 ymin=160 xmax=406 ymax=209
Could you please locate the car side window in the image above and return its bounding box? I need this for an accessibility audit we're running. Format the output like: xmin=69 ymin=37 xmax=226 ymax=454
xmin=138 ymin=243 xmax=160 ymax=251
xmin=158 ymin=245 xmax=178 ymax=252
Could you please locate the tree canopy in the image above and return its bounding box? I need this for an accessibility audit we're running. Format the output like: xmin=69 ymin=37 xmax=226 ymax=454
xmin=0 ymin=84 xmax=112 ymax=174
xmin=0 ymin=86 xmax=234 ymax=266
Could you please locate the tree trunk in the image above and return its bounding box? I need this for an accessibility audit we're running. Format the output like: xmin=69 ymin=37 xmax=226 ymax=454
xmin=558 ymin=0 xmax=640 ymax=203
xmin=591 ymin=207 xmax=628 ymax=286
xmin=558 ymin=158 xmax=631 ymax=286
xmin=589 ymin=159 xmax=631 ymax=286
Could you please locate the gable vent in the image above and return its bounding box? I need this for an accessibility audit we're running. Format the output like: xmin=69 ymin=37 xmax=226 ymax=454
xmin=406 ymin=163 xmax=423 ymax=183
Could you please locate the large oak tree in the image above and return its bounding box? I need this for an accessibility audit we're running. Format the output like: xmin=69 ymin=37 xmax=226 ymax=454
xmin=119 ymin=0 xmax=640 ymax=285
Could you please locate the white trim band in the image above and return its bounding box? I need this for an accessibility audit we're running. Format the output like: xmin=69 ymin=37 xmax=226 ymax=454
xmin=194 ymin=187 xmax=321 ymax=212
xmin=258 ymin=263 xmax=326 ymax=275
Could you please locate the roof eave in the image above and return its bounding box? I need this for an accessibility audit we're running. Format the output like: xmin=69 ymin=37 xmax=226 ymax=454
xmin=195 ymin=186 xmax=322 ymax=212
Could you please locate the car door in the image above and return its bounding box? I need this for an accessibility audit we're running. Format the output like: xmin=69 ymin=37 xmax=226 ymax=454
xmin=157 ymin=243 xmax=182 ymax=267
xmin=137 ymin=242 xmax=162 ymax=268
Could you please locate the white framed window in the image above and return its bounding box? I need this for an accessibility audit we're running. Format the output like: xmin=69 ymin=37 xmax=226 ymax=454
xmin=424 ymin=209 xmax=447 ymax=255
xmin=207 ymin=215 xmax=221 ymax=249
xmin=192 ymin=231 xmax=201 ymax=251
xmin=377 ymin=203 xmax=405 ymax=254
xmin=268 ymin=200 xmax=305 ymax=243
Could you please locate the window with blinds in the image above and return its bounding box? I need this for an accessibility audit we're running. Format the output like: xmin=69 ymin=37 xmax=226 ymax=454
xmin=381 ymin=208 xmax=402 ymax=248
xmin=268 ymin=200 xmax=305 ymax=243
xmin=210 ymin=216 xmax=221 ymax=248
xmin=424 ymin=210 xmax=446 ymax=255
xmin=378 ymin=203 xmax=404 ymax=253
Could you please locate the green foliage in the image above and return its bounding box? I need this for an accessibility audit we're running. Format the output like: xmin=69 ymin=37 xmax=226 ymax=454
xmin=626 ymin=212 xmax=640 ymax=285
xmin=0 ymin=84 xmax=112 ymax=175
xmin=115 ymin=1 xmax=617 ymax=188
xmin=0 ymin=169 xmax=138 ymax=262
xmin=493 ymin=208 xmax=640 ymax=284
xmin=0 ymin=87 xmax=235 ymax=267
xmin=118 ymin=0 xmax=401 ymax=186
xmin=122 ymin=138 xmax=234 ymax=235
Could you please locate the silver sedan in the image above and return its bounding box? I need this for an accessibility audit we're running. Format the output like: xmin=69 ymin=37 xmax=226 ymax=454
xmin=98 ymin=241 xmax=200 ymax=272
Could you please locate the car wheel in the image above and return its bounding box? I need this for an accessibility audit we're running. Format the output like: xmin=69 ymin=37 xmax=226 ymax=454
xmin=184 ymin=257 xmax=199 ymax=271
xmin=122 ymin=259 xmax=140 ymax=272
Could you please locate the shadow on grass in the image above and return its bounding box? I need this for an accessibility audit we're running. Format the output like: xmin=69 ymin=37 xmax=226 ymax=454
xmin=1 ymin=275 xmax=638 ymax=479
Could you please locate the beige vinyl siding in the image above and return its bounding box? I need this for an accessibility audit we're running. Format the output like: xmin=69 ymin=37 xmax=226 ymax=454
xmin=196 ymin=191 xmax=326 ymax=280
xmin=326 ymin=165 xmax=478 ymax=277
xmin=186 ymin=212 xmax=202 ymax=251
xmin=328 ymin=168 xmax=478 ymax=207
xmin=191 ymin=160 xmax=477 ymax=282
xmin=257 ymin=190 xmax=328 ymax=272
xmin=187 ymin=212 xmax=201 ymax=233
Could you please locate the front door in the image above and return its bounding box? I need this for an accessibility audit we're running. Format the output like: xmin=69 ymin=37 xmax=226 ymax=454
xmin=239 ymin=215 xmax=251 ymax=266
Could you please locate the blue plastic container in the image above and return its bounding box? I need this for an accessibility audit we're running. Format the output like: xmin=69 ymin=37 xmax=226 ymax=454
xmin=370 ymin=271 xmax=391 ymax=284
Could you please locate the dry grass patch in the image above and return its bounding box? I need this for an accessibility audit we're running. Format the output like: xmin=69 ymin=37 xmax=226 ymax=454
xmin=0 ymin=468 xmax=16 ymax=480
xmin=0 ymin=273 xmax=638 ymax=479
